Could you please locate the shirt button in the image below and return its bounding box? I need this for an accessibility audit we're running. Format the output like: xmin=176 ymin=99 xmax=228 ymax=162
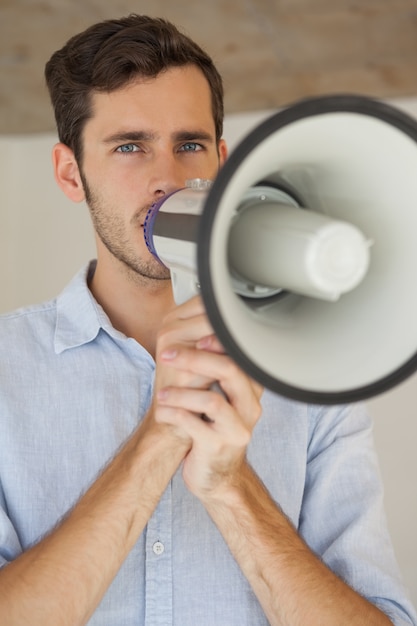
xmin=152 ymin=541 xmax=165 ymax=556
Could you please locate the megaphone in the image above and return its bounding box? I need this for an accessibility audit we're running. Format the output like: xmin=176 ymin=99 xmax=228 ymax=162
xmin=144 ymin=94 xmax=417 ymax=405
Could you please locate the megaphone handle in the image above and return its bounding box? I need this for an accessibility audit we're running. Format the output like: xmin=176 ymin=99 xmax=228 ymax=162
xmin=170 ymin=270 xmax=226 ymax=420
xmin=171 ymin=268 xmax=200 ymax=305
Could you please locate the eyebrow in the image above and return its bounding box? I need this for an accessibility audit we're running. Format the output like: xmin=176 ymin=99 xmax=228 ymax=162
xmin=102 ymin=129 xmax=215 ymax=145
xmin=174 ymin=130 xmax=214 ymax=144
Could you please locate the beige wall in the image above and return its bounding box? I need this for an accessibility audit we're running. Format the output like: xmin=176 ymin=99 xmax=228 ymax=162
xmin=0 ymin=102 xmax=416 ymax=607
xmin=3 ymin=1 xmax=417 ymax=135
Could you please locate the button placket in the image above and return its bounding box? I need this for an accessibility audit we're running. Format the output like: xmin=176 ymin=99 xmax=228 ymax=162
xmin=144 ymin=481 xmax=173 ymax=625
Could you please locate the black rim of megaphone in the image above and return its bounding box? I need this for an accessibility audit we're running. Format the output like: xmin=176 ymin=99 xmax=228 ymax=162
xmin=197 ymin=94 xmax=417 ymax=405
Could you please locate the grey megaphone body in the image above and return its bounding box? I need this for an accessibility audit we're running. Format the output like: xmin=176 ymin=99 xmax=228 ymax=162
xmin=143 ymin=94 xmax=417 ymax=405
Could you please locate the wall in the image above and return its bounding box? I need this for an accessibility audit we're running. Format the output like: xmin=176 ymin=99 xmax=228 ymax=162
xmin=3 ymin=0 xmax=417 ymax=133
xmin=0 ymin=99 xmax=416 ymax=608
xmin=0 ymin=134 xmax=95 ymax=312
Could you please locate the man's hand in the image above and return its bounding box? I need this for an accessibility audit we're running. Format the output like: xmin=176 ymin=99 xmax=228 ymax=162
xmin=153 ymin=297 xmax=263 ymax=497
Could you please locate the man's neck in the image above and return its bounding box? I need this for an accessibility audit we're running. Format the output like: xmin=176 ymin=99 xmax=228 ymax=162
xmin=89 ymin=259 xmax=176 ymax=358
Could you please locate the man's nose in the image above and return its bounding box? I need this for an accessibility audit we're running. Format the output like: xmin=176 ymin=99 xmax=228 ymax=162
xmin=148 ymin=152 xmax=185 ymax=199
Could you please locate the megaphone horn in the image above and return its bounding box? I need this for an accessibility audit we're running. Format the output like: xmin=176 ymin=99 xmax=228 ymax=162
xmin=144 ymin=94 xmax=417 ymax=405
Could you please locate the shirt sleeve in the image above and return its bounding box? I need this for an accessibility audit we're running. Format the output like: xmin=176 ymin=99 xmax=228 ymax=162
xmin=0 ymin=489 xmax=24 ymax=569
xmin=299 ymin=402 xmax=416 ymax=626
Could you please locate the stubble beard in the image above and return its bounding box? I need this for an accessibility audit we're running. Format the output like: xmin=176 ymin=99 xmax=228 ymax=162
xmin=80 ymin=171 xmax=171 ymax=284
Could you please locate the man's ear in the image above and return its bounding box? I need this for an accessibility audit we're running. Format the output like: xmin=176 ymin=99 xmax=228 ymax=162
xmin=218 ymin=138 xmax=228 ymax=167
xmin=52 ymin=143 xmax=85 ymax=203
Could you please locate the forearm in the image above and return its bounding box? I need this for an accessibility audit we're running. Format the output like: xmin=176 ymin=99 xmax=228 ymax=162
xmin=0 ymin=419 xmax=188 ymax=626
xmin=202 ymin=462 xmax=393 ymax=626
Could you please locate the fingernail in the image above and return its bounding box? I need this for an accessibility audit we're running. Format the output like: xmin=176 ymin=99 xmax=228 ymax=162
xmin=197 ymin=336 xmax=211 ymax=349
xmin=157 ymin=388 xmax=168 ymax=400
xmin=161 ymin=349 xmax=177 ymax=360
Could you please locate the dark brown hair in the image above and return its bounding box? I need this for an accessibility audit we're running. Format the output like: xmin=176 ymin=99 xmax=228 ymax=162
xmin=45 ymin=14 xmax=224 ymax=163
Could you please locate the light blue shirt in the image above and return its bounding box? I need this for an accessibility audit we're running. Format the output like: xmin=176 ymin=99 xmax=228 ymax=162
xmin=0 ymin=262 xmax=415 ymax=625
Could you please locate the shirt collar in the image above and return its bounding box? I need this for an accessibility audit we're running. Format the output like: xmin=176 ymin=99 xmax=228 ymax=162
xmin=54 ymin=261 xmax=110 ymax=354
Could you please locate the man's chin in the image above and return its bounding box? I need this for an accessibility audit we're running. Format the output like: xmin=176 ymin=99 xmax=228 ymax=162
xmin=132 ymin=262 xmax=171 ymax=282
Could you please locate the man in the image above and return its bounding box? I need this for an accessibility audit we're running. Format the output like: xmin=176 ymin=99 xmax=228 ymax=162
xmin=0 ymin=14 xmax=415 ymax=626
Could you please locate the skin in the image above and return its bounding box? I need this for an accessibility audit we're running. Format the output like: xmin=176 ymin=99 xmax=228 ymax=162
xmin=52 ymin=65 xmax=227 ymax=354
xmin=0 ymin=64 xmax=393 ymax=625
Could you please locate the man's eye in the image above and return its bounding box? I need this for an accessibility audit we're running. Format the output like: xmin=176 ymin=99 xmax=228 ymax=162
xmin=116 ymin=144 xmax=139 ymax=153
xmin=180 ymin=142 xmax=202 ymax=152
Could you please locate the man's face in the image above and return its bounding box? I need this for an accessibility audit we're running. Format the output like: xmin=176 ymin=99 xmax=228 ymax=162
xmin=78 ymin=64 xmax=227 ymax=281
